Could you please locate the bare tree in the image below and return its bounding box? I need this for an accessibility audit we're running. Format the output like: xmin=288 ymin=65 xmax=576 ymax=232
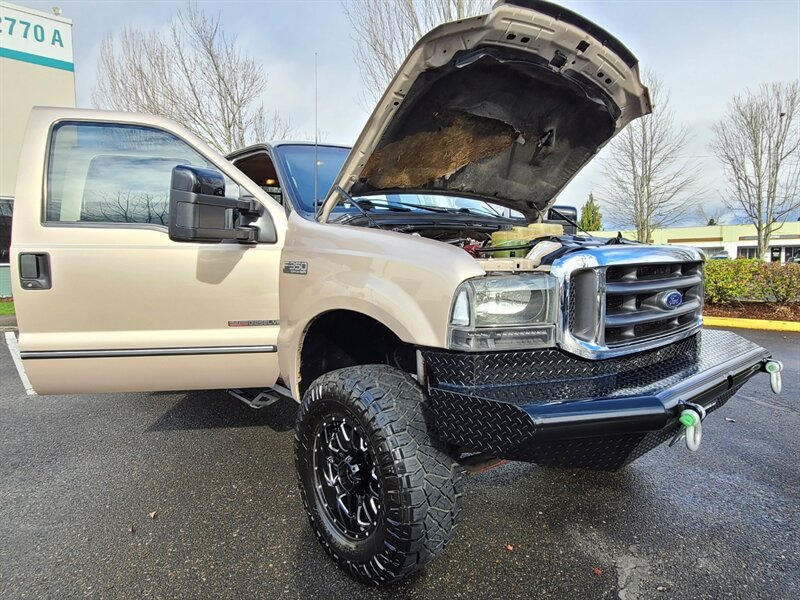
xmin=599 ymin=74 xmax=701 ymax=242
xmin=84 ymin=192 xmax=169 ymax=225
xmin=711 ymin=82 xmax=800 ymax=260
xmin=692 ymin=203 xmax=730 ymax=226
xmin=341 ymin=0 xmax=492 ymax=106
xmin=92 ymin=3 xmax=292 ymax=153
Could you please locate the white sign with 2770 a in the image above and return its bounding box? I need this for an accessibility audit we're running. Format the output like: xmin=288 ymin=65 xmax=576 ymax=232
xmin=0 ymin=1 xmax=73 ymax=72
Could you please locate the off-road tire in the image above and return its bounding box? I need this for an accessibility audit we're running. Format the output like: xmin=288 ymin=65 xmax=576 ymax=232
xmin=295 ymin=365 xmax=463 ymax=584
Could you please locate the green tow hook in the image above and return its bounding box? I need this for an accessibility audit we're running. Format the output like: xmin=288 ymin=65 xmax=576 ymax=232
xmin=679 ymin=410 xmax=699 ymax=429
xmin=670 ymin=404 xmax=706 ymax=452
xmin=764 ymin=360 xmax=783 ymax=395
xmin=679 ymin=408 xmax=703 ymax=451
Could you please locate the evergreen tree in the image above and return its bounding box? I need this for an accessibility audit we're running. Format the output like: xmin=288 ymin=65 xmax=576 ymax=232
xmin=579 ymin=193 xmax=603 ymax=231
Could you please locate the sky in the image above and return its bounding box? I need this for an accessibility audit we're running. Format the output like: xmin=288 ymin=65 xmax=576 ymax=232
xmin=21 ymin=0 xmax=800 ymax=223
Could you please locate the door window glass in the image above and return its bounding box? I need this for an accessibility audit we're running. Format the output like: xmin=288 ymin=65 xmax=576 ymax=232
xmin=46 ymin=122 xmax=240 ymax=225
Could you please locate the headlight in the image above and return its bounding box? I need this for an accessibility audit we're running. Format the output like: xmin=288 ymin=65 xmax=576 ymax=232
xmin=449 ymin=274 xmax=558 ymax=351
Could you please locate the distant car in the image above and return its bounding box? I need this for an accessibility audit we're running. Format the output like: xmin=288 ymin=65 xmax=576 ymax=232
xmin=709 ymin=251 xmax=730 ymax=260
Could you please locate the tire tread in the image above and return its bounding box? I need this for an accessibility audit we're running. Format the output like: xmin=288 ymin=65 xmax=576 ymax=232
xmin=295 ymin=365 xmax=463 ymax=584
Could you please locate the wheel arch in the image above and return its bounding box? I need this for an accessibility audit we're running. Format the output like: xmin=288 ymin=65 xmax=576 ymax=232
xmin=285 ymin=308 xmax=419 ymax=400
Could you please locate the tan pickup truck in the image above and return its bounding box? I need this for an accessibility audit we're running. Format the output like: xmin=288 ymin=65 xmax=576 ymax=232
xmin=10 ymin=0 xmax=781 ymax=584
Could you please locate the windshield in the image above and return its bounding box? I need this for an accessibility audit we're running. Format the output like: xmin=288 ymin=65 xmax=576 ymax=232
xmin=273 ymin=145 xmax=350 ymax=214
xmin=350 ymin=193 xmax=519 ymax=217
xmin=274 ymin=144 xmax=521 ymax=218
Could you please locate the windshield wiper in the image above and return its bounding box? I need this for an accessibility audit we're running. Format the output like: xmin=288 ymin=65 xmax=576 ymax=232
xmin=358 ymin=198 xmax=457 ymax=214
xmin=355 ymin=199 xmax=411 ymax=212
xmin=335 ymin=187 xmax=384 ymax=229
xmin=408 ymin=202 xmax=522 ymax=219
xmin=396 ymin=201 xmax=469 ymax=214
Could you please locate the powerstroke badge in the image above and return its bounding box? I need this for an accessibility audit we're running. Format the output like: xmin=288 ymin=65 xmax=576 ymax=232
xmin=228 ymin=320 xmax=280 ymax=327
xmin=283 ymin=261 xmax=308 ymax=275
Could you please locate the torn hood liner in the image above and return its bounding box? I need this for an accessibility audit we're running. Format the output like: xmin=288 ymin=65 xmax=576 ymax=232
xmin=324 ymin=0 xmax=651 ymax=221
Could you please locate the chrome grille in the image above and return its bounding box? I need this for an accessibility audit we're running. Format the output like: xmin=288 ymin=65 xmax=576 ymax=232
xmin=553 ymin=246 xmax=705 ymax=359
xmin=564 ymin=259 xmax=704 ymax=353
xmin=567 ymin=280 xmax=577 ymax=331
xmin=603 ymin=261 xmax=703 ymax=346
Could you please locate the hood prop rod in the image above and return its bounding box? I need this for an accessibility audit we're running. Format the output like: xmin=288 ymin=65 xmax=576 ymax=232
xmin=334 ymin=186 xmax=384 ymax=230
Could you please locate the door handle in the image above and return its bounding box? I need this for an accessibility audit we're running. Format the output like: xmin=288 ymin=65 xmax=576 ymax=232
xmin=18 ymin=253 xmax=52 ymax=290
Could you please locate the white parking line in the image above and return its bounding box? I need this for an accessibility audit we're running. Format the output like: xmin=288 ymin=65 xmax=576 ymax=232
xmin=3 ymin=331 xmax=36 ymax=396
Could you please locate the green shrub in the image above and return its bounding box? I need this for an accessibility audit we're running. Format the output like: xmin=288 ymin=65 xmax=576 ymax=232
xmin=704 ymin=259 xmax=759 ymax=303
xmin=704 ymin=259 xmax=800 ymax=303
xmin=753 ymin=262 xmax=800 ymax=302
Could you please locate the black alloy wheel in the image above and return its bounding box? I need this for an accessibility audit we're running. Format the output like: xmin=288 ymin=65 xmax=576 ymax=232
xmin=295 ymin=365 xmax=464 ymax=584
xmin=312 ymin=414 xmax=382 ymax=541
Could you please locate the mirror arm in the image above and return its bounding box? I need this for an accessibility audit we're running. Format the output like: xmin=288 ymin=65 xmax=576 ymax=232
xmin=236 ymin=196 xmax=262 ymax=216
xmin=234 ymin=226 xmax=259 ymax=244
xmin=233 ymin=196 xmax=262 ymax=244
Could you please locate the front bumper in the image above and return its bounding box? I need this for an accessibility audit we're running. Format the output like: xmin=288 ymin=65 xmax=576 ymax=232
xmin=421 ymin=330 xmax=770 ymax=470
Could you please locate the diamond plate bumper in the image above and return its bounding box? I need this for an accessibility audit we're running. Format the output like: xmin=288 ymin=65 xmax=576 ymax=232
xmin=421 ymin=330 xmax=770 ymax=470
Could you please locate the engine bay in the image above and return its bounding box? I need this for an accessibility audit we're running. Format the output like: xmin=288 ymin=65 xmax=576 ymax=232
xmin=332 ymin=202 xmax=635 ymax=272
xmin=386 ymin=220 xmax=628 ymax=271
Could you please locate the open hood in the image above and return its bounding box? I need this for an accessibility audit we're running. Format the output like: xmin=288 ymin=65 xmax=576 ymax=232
xmin=322 ymin=0 xmax=651 ymax=221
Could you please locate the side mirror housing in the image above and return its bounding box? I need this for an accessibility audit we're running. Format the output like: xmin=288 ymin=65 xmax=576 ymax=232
xmin=168 ymin=165 xmax=261 ymax=243
xmin=547 ymin=205 xmax=578 ymax=235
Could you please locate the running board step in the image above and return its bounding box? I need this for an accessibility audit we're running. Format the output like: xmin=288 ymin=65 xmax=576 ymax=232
xmin=227 ymin=385 xmax=292 ymax=409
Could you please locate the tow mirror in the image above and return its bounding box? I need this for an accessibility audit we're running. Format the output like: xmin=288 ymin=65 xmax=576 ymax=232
xmin=168 ymin=165 xmax=261 ymax=243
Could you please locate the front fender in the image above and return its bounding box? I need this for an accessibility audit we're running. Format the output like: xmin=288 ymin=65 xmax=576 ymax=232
xmin=278 ymin=213 xmax=484 ymax=399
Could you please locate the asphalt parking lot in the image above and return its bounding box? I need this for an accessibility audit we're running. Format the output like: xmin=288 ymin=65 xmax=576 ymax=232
xmin=0 ymin=328 xmax=797 ymax=599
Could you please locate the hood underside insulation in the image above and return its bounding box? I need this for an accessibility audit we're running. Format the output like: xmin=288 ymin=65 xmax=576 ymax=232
xmin=351 ymin=48 xmax=620 ymax=219
xmin=361 ymin=112 xmax=518 ymax=189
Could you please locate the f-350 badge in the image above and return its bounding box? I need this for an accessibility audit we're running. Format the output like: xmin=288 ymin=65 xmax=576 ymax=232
xmin=283 ymin=261 xmax=308 ymax=275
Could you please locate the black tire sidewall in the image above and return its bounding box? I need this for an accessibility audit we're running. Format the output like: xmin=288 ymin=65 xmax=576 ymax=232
xmin=296 ymin=398 xmax=386 ymax=564
xmin=295 ymin=365 xmax=463 ymax=584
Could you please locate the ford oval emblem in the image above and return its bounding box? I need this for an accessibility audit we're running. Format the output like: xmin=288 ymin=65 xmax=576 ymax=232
xmin=662 ymin=290 xmax=683 ymax=309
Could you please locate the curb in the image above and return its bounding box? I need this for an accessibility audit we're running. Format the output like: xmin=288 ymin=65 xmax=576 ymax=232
xmin=704 ymin=316 xmax=800 ymax=332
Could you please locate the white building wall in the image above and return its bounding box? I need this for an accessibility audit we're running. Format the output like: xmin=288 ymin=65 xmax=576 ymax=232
xmin=1 ymin=1 xmax=75 ymax=198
